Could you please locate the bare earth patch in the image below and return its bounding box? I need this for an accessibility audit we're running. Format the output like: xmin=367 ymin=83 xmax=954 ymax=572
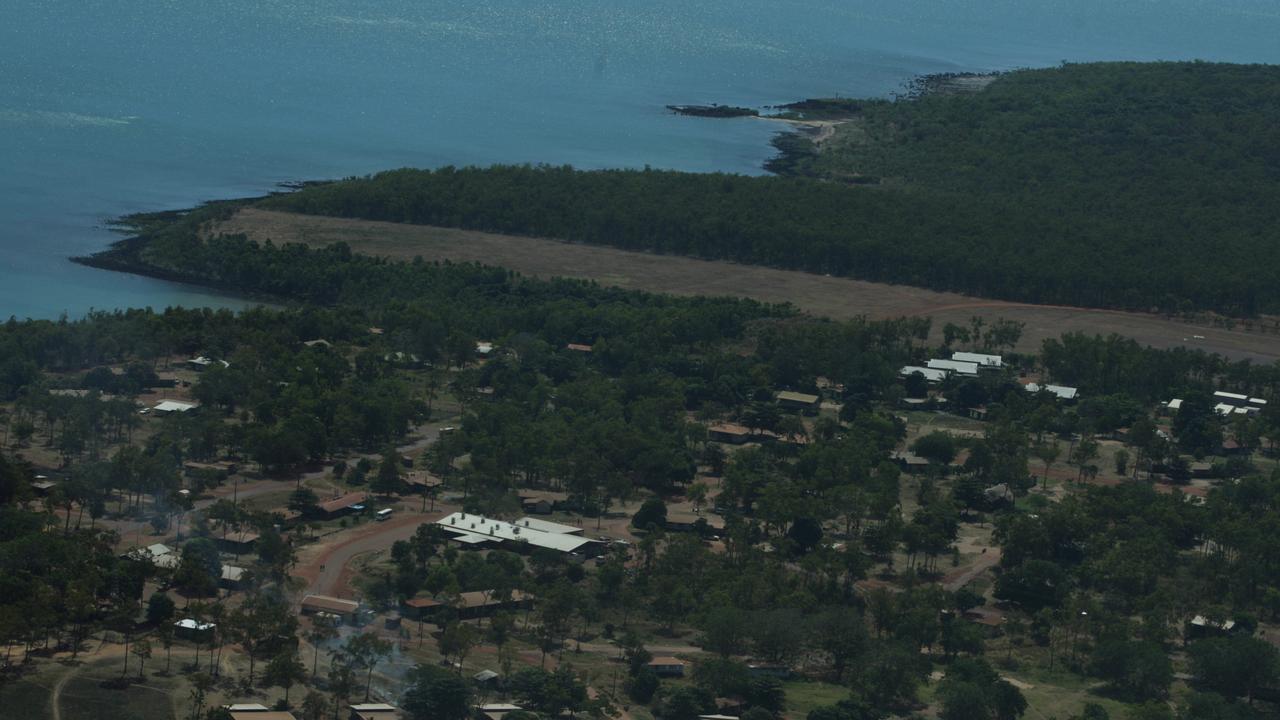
xmin=213 ymin=208 xmax=1280 ymax=362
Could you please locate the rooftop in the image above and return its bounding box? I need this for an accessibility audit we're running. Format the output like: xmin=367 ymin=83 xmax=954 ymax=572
xmin=1024 ymin=383 xmax=1079 ymax=400
xmin=513 ymin=516 xmax=582 ymax=535
xmin=775 ymin=390 xmax=820 ymax=404
xmin=952 ymin=351 xmax=1003 ymax=368
xmin=153 ymin=400 xmax=198 ymax=413
xmin=302 ymin=594 xmax=359 ymax=614
xmin=319 ymin=492 xmax=368 ymax=514
xmin=649 ymin=656 xmax=686 ymax=666
xmin=436 ymin=512 xmax=599 ymax=553
xmin=927 ymin=359 xmax=979 ymax=375
xmin=900 ymin=365 xmax=948 ymax=383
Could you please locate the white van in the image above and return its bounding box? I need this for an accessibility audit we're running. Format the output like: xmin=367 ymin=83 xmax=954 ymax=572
xmin=375 ymin=508 xmax=393 ymax=522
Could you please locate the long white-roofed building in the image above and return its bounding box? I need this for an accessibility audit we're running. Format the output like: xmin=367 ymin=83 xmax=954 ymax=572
xmin=435 ymin=512 xmax=601 ymax=557
xmin=951 ymin=352 xmax=1004 ymax=369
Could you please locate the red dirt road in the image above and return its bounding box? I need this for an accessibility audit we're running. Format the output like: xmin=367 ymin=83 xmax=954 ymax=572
xmin=295 ymin=507 xmax=445 ymax=598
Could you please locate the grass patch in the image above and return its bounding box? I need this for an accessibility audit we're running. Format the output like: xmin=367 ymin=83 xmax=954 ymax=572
xmin=783 ymin=679 xmax=849 ymax=719
xmin=59 ymin=674 xmax=176 ymax=720
xmin=0 ymin=676 xmax=53 ymax=718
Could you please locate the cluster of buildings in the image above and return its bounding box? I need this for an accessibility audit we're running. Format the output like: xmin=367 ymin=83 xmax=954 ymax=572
xmin=900 ymin=352 xmax=1080 ymax=402
xmin=226 ymin=703 xmax=398 ymax=720
xmin=1164 ymin=391 xmax=1269 ymax=418
xmin=901 ymin=351 xmax=1004 ymax=382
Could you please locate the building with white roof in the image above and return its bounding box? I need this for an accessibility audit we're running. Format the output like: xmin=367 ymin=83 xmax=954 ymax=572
xmin=436 ymin=512 xmax=600 ymax=556
xmin=927 ymin=359 xmax=979 ymax=376
xmin=951 ymin=352 xmax=1004 ymax=369
xmin=900 ymin=366 xmax=948 ymax=383
xmin=152 ymin=400 xmax=198 ymax=414
xmin=1025 ymin=383 xmax=1079 ymax=401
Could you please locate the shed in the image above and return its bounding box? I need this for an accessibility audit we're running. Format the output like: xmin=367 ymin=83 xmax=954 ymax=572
xmin=349 ymin=704 xmax=399 ymax=720
xmin=153 ymin=400 xmax=198 ymax=414
xmin=301 ymin=595 xmax=360 ymax=623
xmin=318 ymin=492 xmax=368 ymax=519
xmin=175 ymin=618 xmax=216 ymax=641
xmin=775 ymin=391 xmax=820 ymax=413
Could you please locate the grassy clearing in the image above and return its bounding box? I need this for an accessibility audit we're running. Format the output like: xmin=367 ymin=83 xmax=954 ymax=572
xmin=783 ymin=679 xmax=849 ymax=719
xmin=0 ymin=675 xmax=54 ymax=719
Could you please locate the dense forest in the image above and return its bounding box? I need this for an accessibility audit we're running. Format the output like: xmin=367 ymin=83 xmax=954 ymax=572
xmin=252 ymin=62 xmax=1280 ymax=316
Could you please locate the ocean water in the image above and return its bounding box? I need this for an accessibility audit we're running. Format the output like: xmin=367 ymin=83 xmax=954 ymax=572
xmin=3 ymin=0 xmax=1279 ymax=320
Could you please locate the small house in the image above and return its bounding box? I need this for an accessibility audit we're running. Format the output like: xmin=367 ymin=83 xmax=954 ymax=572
xmin=891 ymin=451 xmax=930 ymax=474
xmin=477 ymin=704 xmax=523 ymax=720
xmin=666 ymin=510 xmax=726 ymax=535
xmin=215 ymin=528 xmax=260 ymax=555
xmin=220 ymin=565 xmax=248 ymax=590
xmin=707 ymin=423 xmax=752 ymax=445
xmin=648 ymin=656 xmax=687 ymax=677
xmin=1186 ymin=615 xmax=1237 ymax=640
xmin=519 ymin=494 xmax=555 ymax=515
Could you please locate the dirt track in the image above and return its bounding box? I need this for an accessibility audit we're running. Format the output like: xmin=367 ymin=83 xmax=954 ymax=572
xmin=212 ymin=208 xmax=1280 ymax=362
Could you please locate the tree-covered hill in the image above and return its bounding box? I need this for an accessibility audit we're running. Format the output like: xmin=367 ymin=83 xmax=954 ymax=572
xmin=258 ymin=62 xmax=1280 ymax=316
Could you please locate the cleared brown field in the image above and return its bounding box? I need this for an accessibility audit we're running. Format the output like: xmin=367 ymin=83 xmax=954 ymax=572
xmin=213 ymin=208 xmax=1280 ymax=362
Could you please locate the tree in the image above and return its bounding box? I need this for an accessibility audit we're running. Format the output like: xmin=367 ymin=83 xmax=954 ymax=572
xmin=372 ymin=446 xmax=404 ymax=496
xmin=699 ymin=607 xmax=752 ymax=658
xmin=1113 ymin=448 xmax=1130 ymax=476
xmin=300 ymin=691 xmax=328 ymax=720
xmin=132 ymin=638 xmax=152 ymax=679
xmin=1188 ymin=636 xmax=1280 ymax=704
xmin=912 ymin=432 xmax=957 ymax=467
xmin=403 ymin=664 xmax=473 ymax=720
xmin=438 ymin=622 xmax=478 ymax=671
xmin=346 ymin=632 xmax=393 ymax=701
xmin=814 ymin=607 xmax=869 ymax=681
xmin=1033 ymin=443 xmax=1061 ymax=489
xmin=174 ymin=538 xmax=222 ymax=597
xmin=264 ymin=651 xmax=308 ymax=706
xmin=662 ymin=685 xmax=716 ymax=720
xmin=1090 ymin=640 xmax=1171 ymax=700
xmin=307 ymin=623 xmax=338 ymax=679
xmin=288 ymin=487 xmax=320 ymax=516
xmin=632 ymin=497 xmax=668 ymax=530
xmin=147 ymin=591 xmax=176 ymax=626
xmin=938 ymin=658 xmax=1026 ymax=720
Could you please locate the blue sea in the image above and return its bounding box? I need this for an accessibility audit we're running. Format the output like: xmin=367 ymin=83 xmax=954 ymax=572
xmin=3 ymin=0 xmax=1279 ymax=320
